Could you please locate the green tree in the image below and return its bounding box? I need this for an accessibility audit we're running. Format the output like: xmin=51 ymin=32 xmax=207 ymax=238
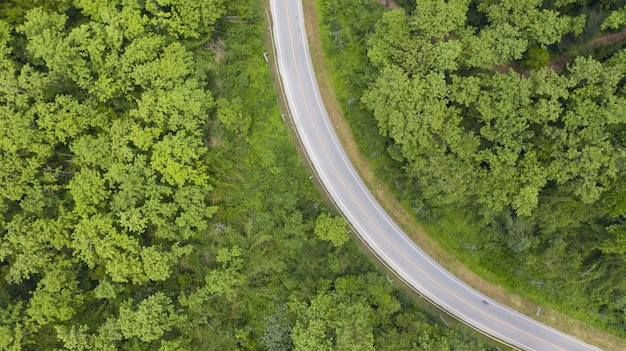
xmin=117 ymin=293 xmax=186 ymax=342
xmin=26 ymin=259 xmax=83 ymax=325
xmin=144 ymin=0 xmax=225 ymax=39
xmin=355 ymin=0 xmax=626 ymax=335
xmin=477 ymin=0 xmax=585 ymax=46
xmin=291 ymin=292 xmax=374 ymax=351
xmin=463 ymin=23 xmax=528 ymax=68
xmin=216 ymin=97 xmax=252 ymax=137
xmin=601 ymin=6 xmax=626 ymax=30
xmin=521 ymin=46 xmax=550 ymax=70
xmin=314 ymin=212 xmax=349 ymax=247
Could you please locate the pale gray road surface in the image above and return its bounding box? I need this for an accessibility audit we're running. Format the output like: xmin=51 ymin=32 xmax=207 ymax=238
xmin=269 ymin=1 xmax=603 ymax=350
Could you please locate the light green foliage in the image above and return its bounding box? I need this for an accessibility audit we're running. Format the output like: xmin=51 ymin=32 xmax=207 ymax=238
xmin=477 ymin=0 xmax=585 ymax=46
xmin=368 ymin=8 xmax=464 ymax=75
xmin=2 ymin=214 xmax=72 ymax=283
xmin=0 ymin=326 xmax=12 ymax=350
xmin=140 ymin=245 xmax=182 ymax=282
xmin=205 ymin=245 xmax=245 ymax=298
xmin=367 ymin=10 xmax=424 ymax=73
xmin=69 ymin=169 xmax=109 ymax=217
xmin=0 ymin=302 xmax=30 ymax=351
xmin=290 ymin=293 xmax=341 ymax=351
xmin=601 ymin=6 xmax=626 ymax=30
xmin=73 ymin=0 xmax=225 ymax=39
xmin=56 ymin=301 xmax=187 ymax=349
xmin=151 ymin=133 xmax=210 ymax=186
xmin=26 ymin=259 xmax=83 ymax=325
xmin=363 ymin=65 xmax=480 ymax=207
xmin=144 ymin=0 xmax=225 ymax=39
xmin=117 ymin=293 xmax=186 ymax=342
xmin=0 ymin=109 xmax=54 ymax=204
xmin=173 ymin=186 xmax=218 ymax=240
xmin=291 ymin=272 xmax=457 ymax=351
xmin=314 ymin=212 xmax=349 ymax=247
xmin=55 ymin=324 xmax=91 ymax=351
xmin=459 ymin=0 xmax=585 ymax=67
xmin=180 ymin=246 xmax=245 ymax=315
xmin=410 ymin=0 xmax=469 ymax=41
xmin=363 ymin=1 xmax=626 ymax=217
xmin=1 ymin=0 xmax=220 ymax=348
xmin=93 ymin=280 xmax=117 ymax=300
xmin=159 ymin=339 xmax=191 ymax=351
xmin=72 ymin=214 xmax=143 ymax=282
xmin=463 ymin=23 xmax=528 ymax=67
xmin=35 ymin=95 xmax=107 ymax=143
xmin=216 ymin=97 xmax=252 ymax=137
xmin=291 ymin=287 xmax=375 ymax=351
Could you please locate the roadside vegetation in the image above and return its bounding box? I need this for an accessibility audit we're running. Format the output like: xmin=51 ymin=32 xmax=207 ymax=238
xmin=313 ymin=0 xmax=626 ymax=342
xmin=0 ymin=0 xmax=496 ymax=349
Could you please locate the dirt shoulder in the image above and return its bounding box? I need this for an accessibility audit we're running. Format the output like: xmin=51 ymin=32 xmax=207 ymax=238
xmin=298 ymin=0 xmax=626 ymax=350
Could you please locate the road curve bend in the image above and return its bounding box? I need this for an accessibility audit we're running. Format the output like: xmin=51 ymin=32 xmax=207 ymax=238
xmin=268 ymin=1 xmax=603 ymax=350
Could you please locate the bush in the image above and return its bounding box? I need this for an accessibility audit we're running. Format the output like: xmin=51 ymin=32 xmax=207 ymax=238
xmin=521 ymin=46 xmax=550 ymax=70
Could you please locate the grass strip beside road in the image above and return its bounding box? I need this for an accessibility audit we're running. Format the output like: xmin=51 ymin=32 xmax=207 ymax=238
xmin=299 ymin=0 xmax=626 ymax=350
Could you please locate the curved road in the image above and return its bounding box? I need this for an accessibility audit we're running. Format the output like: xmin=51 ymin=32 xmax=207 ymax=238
xmin=269 ymin=1 xmax=603 ymax=350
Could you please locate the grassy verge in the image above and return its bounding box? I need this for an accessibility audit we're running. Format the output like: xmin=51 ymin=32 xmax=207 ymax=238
xmin=301 ymin=0 xmax=626 ymax=349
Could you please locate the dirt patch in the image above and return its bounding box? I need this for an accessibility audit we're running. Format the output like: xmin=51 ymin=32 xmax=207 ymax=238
xmin=492 ymin=60 xmax=528 ymax=77
xmin=550 ymin=26 xmax=626 ymax=72
xmin=376 ymin=0 xmax=401 ymax=9
xmin=296 ymin=0 xmax=626 ymax=350
xmin=591 ymin=26 xmax=626 ymax=48
xmin=547 ymin=54 xmax=569 ymax=73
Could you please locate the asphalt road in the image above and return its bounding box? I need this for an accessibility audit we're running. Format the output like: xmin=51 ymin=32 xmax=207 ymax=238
xmin=269 ymin=1 xmax=603 ymax=350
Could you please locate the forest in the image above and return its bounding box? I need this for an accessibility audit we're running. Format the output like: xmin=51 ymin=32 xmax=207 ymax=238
xmin=316 ymin=0 xmax=626 ymax=339
xmin=0 ymin=0 xmax=498 ymax=350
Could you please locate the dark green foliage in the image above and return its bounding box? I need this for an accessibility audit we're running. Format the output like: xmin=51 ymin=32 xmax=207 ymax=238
xmin=392 ymin=0 xmax=417 ymax=12
xmin=522 ymin=46 xmax=551 ymax=70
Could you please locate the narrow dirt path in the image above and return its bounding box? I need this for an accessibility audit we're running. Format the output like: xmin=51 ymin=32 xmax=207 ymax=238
xmin=376 ymin=0 xmax=401 ymax=9
xmin=590 ymin=26 xmax=626 ymax=48
xmin=492 ymin=27 xmax=626 ymax=74
xmin=549 ymin=27 xmax=626 ymax=72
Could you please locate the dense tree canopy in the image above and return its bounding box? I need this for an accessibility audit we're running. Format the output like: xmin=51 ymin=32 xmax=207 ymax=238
xmin=356 ymin=0 xmax=626 ymax=333
xmin=317 ymin=0 xmax=626 ymax=338
xmin=0 ymin=0 xmax=224 ymax=348
xmin=0 ymin=0 xmax=496 ymax=350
